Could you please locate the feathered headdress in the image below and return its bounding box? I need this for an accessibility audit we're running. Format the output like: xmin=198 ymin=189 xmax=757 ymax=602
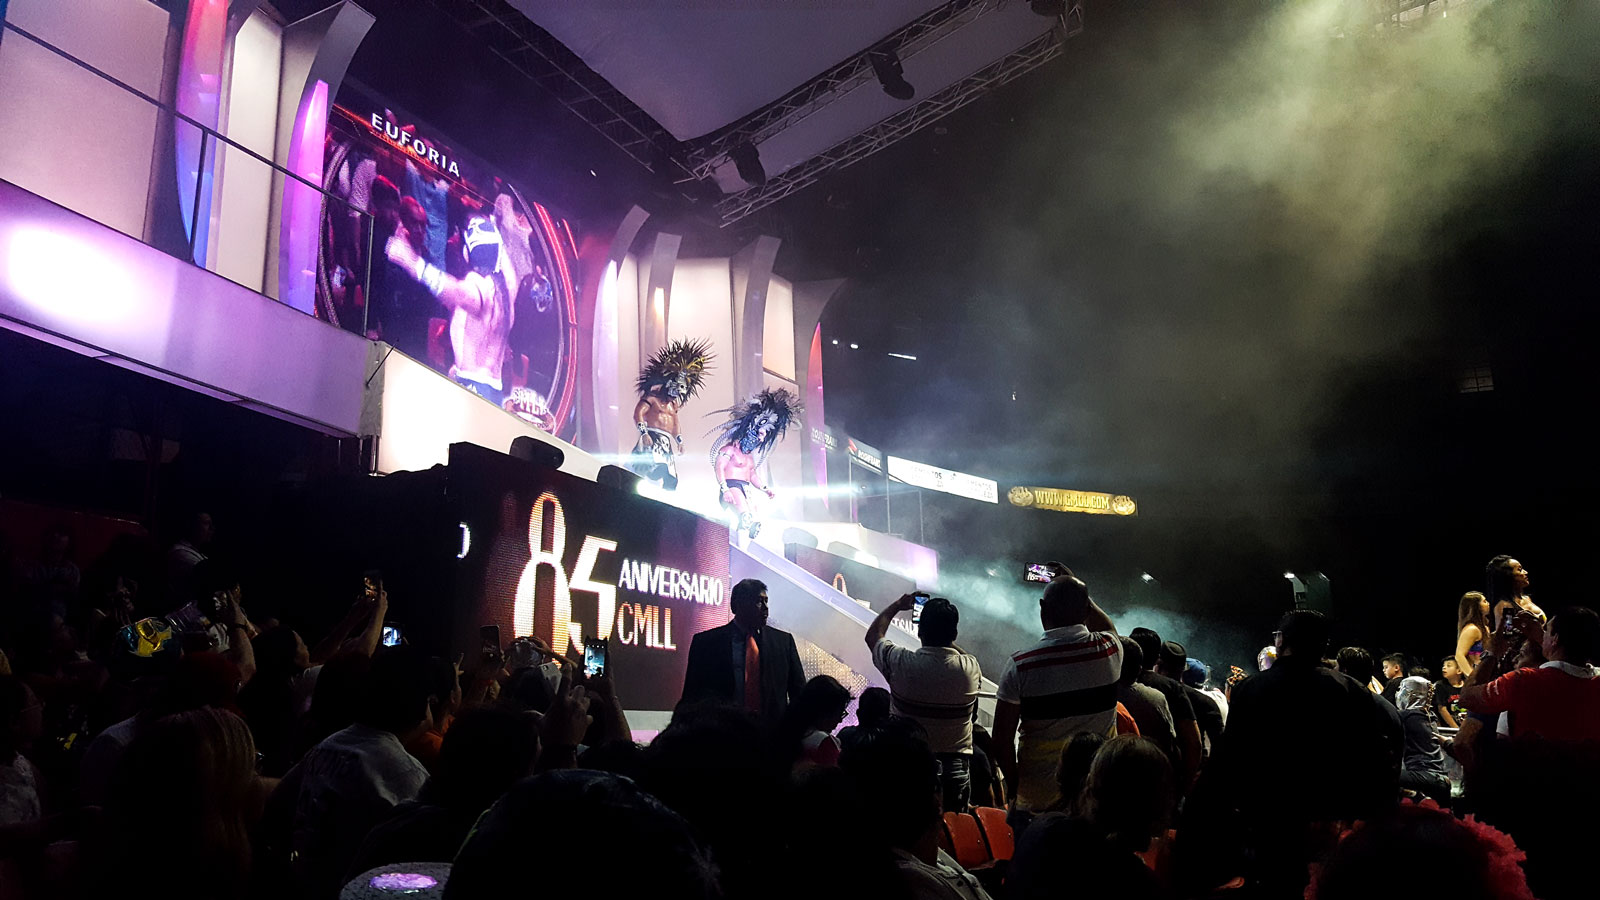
xmin=636 ymin=338 xmax=714 ymax=398
xmin=708 ymin=387 xmax=802 ymax=458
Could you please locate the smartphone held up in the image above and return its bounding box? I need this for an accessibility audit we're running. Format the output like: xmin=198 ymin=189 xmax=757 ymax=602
xmin=583 ymin=637 xmax=609 ymax=678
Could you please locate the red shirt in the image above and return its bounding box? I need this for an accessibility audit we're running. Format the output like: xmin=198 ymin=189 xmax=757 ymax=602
xmin=1115 ymin=702 xmax=1141 ymax=736
xmin=1468 ymin=662 xmax=1600 ymax=741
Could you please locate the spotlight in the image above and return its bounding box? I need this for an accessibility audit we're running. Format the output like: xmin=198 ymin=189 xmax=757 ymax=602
xmin=1029 ymin=0 xmax=1066 ymax=15
xmin=849 ymin=343 xmax=859 ymax=350
xmin=1283 ymin=571 xmax=1296 ymax=580
xmin=597 ymin=464 xmax=644 ymax=493
xmin=831 ymin=339 xmax=839 ymax=345
xmin=1141 ymin=573 xmax=1155 ymax=583
xmin=509 ymin=436 xmax=564 ymax=470
xmin=729 ymin=141 xmax=766 ymax=186
xmin=867 ymin=48 xmax=915 ymax=101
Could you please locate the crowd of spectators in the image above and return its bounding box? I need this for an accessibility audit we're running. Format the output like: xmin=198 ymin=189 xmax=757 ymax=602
xmin=1 ymin=520 xmax=1594 ymax=900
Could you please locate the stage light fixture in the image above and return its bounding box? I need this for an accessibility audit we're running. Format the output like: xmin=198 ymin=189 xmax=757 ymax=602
xmin=1030 ymin=0 xmax=1066 ymax=15
xmin=831 ymin=339 xmax=839 ymax=345
xmin=849 ymin=343 xmax=859 ymax=350
xmin=729 ymin=141 xmax=767 ymax=186
xmin=1141 ymin=573 xmax=1155 ymax=583
xmin=868 ymin=48 xmax=915 ymax=101
xmin=598 ymin=464 xmax=644 ymax=493
xmin=1283 ymin=571 xmax=1296 ymax=580
xmin=509 ymin=436 xmax=564 ymax=470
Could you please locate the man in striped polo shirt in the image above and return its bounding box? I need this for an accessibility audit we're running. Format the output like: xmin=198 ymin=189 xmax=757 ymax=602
xmin=991 ymin=571 xmax=1122 ymax=811
xmin=866 ymin=594 xmax=985 ymax=812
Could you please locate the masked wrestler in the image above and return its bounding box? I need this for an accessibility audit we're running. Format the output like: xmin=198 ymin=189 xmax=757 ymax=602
xmin=386 ymin=215 xmax=512 ymax=405
xmin=709 ymin=388 xmax=800 ymax=539
xmin=630 ymin=339 xmax=714 ymax=490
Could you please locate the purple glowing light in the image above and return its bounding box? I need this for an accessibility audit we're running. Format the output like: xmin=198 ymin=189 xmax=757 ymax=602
xmin=368 ymin=872 xmax=438 ymax=892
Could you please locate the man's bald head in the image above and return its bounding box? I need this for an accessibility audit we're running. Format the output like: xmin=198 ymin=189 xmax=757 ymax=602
xmin=1041 ymin=576 xmax=1092 ymax=630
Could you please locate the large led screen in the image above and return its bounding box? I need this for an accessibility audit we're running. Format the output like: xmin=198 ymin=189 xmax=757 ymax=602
xmin=320 ymin=88 xmax=580 ymax=437
xmin=449 ymin=443 xmax=732 ymax=711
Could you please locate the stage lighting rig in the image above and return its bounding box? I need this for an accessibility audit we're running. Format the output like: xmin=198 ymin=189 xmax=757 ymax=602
xmin=729 ymin=141 xmax=767 ymax=186
xmin=868 ymin=48 xmax=916 ymax=100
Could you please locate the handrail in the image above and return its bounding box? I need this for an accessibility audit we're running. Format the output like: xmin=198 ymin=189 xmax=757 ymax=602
xmin=1 ymin=20 xmax=343 ymax=204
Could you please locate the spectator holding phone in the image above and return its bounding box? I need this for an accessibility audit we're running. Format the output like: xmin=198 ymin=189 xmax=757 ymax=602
xmin=1461 ymin=606 xmax=1600 ymax=742
xmin=865 ymin=593 xmax=984 ymax=811
xmin=1485 ymin=556 xmax=1545 ymax=661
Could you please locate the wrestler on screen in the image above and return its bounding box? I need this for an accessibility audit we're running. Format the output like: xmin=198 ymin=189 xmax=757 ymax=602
xmin=385 ymin=215 xmax=512 ymax=405
xmin=709 ymin=388 xmax=800 ymax=540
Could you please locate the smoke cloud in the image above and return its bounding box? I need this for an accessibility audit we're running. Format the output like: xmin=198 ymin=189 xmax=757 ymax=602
xmin=816 ymin=0 xmax=1597 ymax=656
xmin=934 ymin=556 xmax=1258 ymax=685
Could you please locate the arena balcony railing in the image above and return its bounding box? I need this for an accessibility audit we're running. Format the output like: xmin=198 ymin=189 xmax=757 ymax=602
xmin=0 ymin=19 xmax=376 ymax=335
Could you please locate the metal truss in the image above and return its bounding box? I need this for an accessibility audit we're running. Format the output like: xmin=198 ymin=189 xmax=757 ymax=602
xmin=714 ymin=22 xmax=1076 ymax=226
xmin=683 ymin=0 xmax=1007 ymax=182
xmin=429 ymin=0 xmax=1084 ymax=220
xmin=1351 ymin=0 xmax=1485 ymax=35
xmin=428 ymin=0 xmax=701 ymax=197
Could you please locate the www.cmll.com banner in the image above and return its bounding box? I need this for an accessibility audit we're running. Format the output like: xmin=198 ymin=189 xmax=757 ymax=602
xmin=449 ymin=444 xmax=732 ymax=710
xmin=1008 ymin=486 xmax=1138 ymax=516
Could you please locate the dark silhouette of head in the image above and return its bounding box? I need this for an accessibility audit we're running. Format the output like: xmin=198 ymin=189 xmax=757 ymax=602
xmin=445 ymin=771 xmax=720 ymax=899
xmin=1276 ymin=610 xmax=1331 ymax=659
xmin=426 ymin=706 xmax=539 ymax=813
xmin=1336 ymin=647 xmax=1376 ymax=685
xmin=1156 ymin=641 xmax=1188 ymax=679
xmin=1548 ymin=606 xmax=1600 ymax=665
xmin=640 ymin=704 xmax=779 ymax=898
xmin=1118 ymin=636 xmax=1145 ymax=687
xmin=1130 ymin=627 xmax=1162 ymax=672
xmin=918 ymin=597 xmax=959 ymax=647
xmin=839 ymin=725 xmax=941 ymax=851
xmin=1040 ymin=575 xmax=1092 ymax=630
xmin=358 ymin=645 xmax=432 ymax=737
xmin=1082 ymin=735 xmax=1174 ymax=854
xmin=855 ymin=686 xmax=891 ymax=728
xmin=1050 ymin=731 xmax=1108 ymax=814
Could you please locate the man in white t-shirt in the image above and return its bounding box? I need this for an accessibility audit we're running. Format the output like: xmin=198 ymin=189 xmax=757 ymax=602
xmin=991 ymin=571 xmax=1122 ymax=812
xmin=866 ymin=594 xmax=984 ymax=812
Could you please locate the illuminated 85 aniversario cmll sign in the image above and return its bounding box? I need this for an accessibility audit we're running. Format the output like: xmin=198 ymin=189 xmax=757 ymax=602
xmin=450 ymin=444 xmax=732 ymax=710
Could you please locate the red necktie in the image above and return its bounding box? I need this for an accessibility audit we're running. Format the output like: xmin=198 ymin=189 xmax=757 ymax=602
xmin=744 ymin=632 xmax=761 ymax=714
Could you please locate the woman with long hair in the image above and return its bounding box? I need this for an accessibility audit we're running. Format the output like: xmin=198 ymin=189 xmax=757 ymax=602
xmin=1486 ymin=556 xmax=1544 ymax=629
xmin=95 ymin=707 xmax=262 ymax=899
xmin=1454 ymin=591 xmax=1492 ymax=678
xmin=1009 ymin=735 xmax=1171 ymax=900
xmin=1485 ymin=556 xmax=1545 ymax=664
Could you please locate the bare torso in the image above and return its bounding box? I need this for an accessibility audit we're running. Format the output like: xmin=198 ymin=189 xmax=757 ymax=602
xmin=450 ymin=272 xmax=510 ymax=386
xmin=717 ymin=443 xmax=761 ymax=486
xmin=636 ymin=394 xmax=681 ymax=436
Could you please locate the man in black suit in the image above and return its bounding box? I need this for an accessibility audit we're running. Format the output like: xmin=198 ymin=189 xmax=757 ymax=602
xmin=680 ymin=578 xmax=806 ymax=723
